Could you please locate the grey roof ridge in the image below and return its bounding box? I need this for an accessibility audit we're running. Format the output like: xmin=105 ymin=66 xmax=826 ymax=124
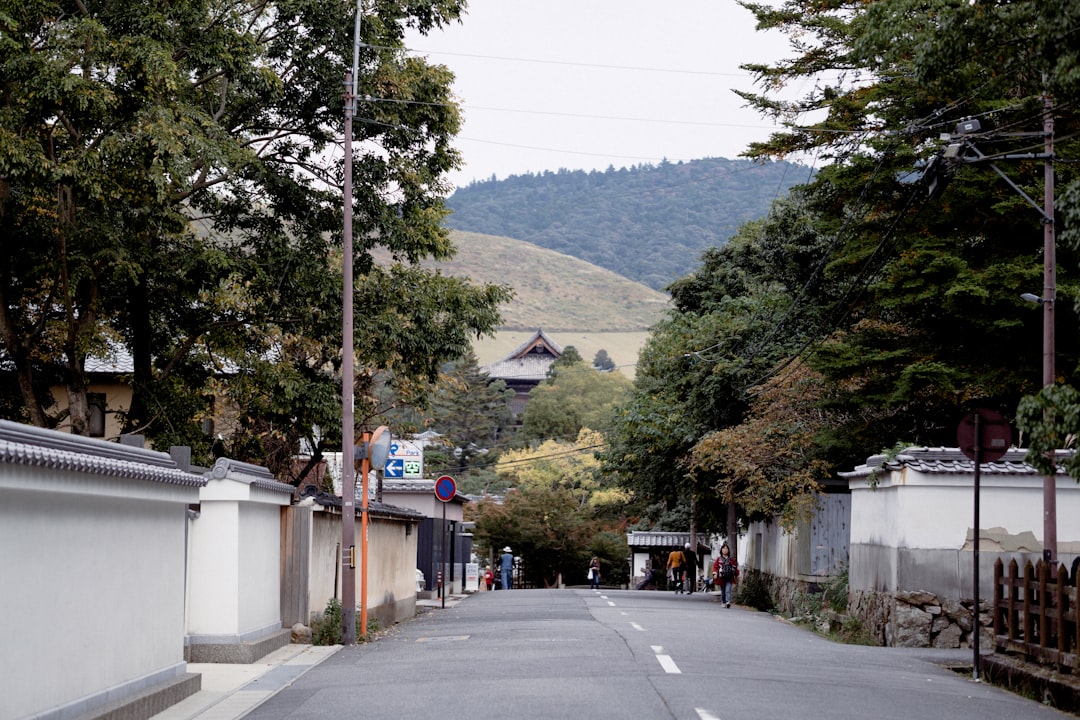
xmin=0 ymin=419 xmax=205 ymax=487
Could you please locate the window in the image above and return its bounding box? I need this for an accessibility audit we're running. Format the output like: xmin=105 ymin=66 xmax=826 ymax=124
xmin=87 ymin=393 xmax=106 ymax=437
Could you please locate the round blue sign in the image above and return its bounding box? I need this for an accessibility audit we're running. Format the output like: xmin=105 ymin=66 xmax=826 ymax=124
xmin=435 ymin=475 xmax=457 ymax=503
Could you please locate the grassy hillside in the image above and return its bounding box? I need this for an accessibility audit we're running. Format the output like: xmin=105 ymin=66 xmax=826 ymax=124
xmin=376 ymin=230 xmax=669 ymax=376
xmin=438 ymin=231 xmax=669 ymax=332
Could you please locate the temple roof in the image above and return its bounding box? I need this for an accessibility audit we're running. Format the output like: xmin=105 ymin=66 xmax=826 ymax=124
xmin=482 ymin=329 xmax=563 ymax=383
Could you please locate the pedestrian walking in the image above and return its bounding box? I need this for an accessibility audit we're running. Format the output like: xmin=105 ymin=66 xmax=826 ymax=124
xmin=588 ymin=557 xmax=601 ymax=589
xmin=499 ymin=546 xmax=514 ymax=590
xmin=712 ymin=541 xmax=738 ymax=607
xmin=682 ymin=542 xmax=698 ymax=595
xmin=666 ymin=546 xmax=686 ymax=594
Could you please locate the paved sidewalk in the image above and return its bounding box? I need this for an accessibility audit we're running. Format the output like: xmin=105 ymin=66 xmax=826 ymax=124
xmin=149 ymin=644 xmax=342 ymax=720
xmin=151 ymin=594 xmax=470 ymax=720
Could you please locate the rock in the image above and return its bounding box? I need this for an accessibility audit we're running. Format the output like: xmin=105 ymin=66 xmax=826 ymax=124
xmin=933 ymin=622 xmax=963 ymax=648
xmin=896 ymin=590 xmax=938 ymax=606
xmin=893 ymin=604 xmax=933 ymax=647
xmin=291 ymin=623 xmax=312 ymax=644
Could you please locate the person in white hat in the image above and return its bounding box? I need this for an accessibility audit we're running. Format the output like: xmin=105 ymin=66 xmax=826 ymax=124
xmin=499 ymin=546 xmax=514 ymax=590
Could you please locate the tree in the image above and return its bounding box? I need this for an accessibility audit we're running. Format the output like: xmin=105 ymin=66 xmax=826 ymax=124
xmin=0 ymin=0 xmax=512 ymax=471
xmin=427 ymin=350 xmax=515 ymax=475
xmin=592 ymin=349 xmax=615 ymax=372
xmin=469 ymin=428 xmax=632 ymax=587
xmin=520 ymin=355 xmax=632 ymax=443
xmin=858 ymin=0 xmax=1080 ymax=460
xmin=734 ymin=0 xmax=1080 ymax=464
xmin=601 ymin=190 xmax=836 ymax=532
xmin=688 ymin=361 xmax=831 ymax=537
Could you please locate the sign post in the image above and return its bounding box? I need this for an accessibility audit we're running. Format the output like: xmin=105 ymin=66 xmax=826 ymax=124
xmin=435 ymin=476 xmax=456 ymax=609
xmin=957 ymin=409 xmax=1012 ymax=681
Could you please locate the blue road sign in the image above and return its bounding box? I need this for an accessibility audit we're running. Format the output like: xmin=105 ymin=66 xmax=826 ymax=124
xmin=435 ymin=475 xmax=457 ymax=503
xmin=384 ymin=458 xmax=404 ymax=478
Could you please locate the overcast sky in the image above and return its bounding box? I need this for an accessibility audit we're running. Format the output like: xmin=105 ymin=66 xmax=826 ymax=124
xmin=403 ymin=0 xmax=794 ymax=190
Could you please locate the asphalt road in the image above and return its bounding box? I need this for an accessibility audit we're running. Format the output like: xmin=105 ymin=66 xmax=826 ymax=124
xmin=245 ymin=588 xmax=1068 ymax=720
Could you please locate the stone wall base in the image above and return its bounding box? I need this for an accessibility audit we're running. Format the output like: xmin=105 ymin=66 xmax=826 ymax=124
xmin=755 ymin=571 xmax=991 ymax=649
xmin=848 ymin=588 xmax=992 ymax=649
xmin=185 ymin=628 xmax=291 ymax=663
xmin=74 ymin=673 xmax=201 ymax=720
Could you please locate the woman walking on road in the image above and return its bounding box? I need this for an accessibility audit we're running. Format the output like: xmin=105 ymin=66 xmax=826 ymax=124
xmin=713 ymin=542 xmax=738 ymax=607
xmin=588 ymin=557 xmax=601 ymax=589
xmin=666 ymin=547 xmax=686 ymax=594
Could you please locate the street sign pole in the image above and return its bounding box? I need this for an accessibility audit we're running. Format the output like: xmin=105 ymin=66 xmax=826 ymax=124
xmin=972 ymin=412 xmax=982 ymax=682
xmin=957 ymin=408 xmax=1011 ymax=683
xmin=434 ymin=476 xmax=457 ymax=610
xmin=441 ymin=500 xmax=447 ymax=609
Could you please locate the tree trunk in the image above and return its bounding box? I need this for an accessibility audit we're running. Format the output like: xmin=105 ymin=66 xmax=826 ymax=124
xmin=726 ymin=499 xmax=737 ymax=552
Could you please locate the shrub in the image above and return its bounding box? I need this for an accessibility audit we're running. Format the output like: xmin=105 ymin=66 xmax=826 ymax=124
xmin=734 ymin=569 xmax=774 ymax=611
xmin=310 ymin=598 xmax=378 ymax=645
xmin=311 ymin=597 xmax=344 ymax=646
xmin=822 ymin=567 xmax=849 ymax=613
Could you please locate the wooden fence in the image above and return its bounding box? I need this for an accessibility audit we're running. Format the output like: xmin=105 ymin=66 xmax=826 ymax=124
xmin=994 ymin=558 xmax=1080 ymax=669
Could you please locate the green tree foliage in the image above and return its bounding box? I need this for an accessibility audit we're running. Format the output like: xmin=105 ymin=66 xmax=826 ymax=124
xmin=0 ymin=0 xmax=511 ymax=473
xmin=602 ymin=190 xmax=836 ymax=533
xmin=856 ymin=0 xmax=1080 ymax=461
xmin=521 ymin=355 xmax=633 ymax=443
xmin=470 ymin=429 xmax=632 ymax=586
xmin=426 ymin=350 xmax=514 ymax=475
xmin=443 ymin=158 xmax=811 ymax=290
xmin=592 ymin=349 xmax=615 ymax=372
xmin=736 ymin=0 xmax=1080 ymax=460
xmin=688 ymin=361 xmax=831 ymax=534
xmin=471 ymin=485 xmax=592 ymax=588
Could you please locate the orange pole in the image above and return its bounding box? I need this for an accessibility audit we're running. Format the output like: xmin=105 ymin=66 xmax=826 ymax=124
xmin=360 ymin=430 xmax=370 ymax=638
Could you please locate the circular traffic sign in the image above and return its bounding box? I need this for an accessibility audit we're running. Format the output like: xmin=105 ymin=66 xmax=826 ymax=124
xmin=434 ymin=475 xmax=457 ymax=503
xmin=957 ymin=408 xmax=1012 ymax=463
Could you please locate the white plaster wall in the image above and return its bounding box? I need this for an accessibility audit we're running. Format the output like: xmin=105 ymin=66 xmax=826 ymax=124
xmin=851 ymin=469 xmax=1080 ymax=550
xmin=309 ymin=511 xmax=343 ymax=619
xmin=365 ymin=517 xmax=418 ymax=619
xmin=238 ymin=501 xmax=284 ymax=635
xmin=1 ymin=467 xmax=193 ymax=719
xmin=746 ymin=520 xmax=799 ymax=577
xmin=306 ymin=508 xmax=418 ymax=624
xmin=187 ymin=501 xmax=241 ymax=635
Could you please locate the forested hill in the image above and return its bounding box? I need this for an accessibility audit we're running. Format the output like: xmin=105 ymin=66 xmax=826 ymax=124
xmin=443 ymin=157 xmax=812 ymax=290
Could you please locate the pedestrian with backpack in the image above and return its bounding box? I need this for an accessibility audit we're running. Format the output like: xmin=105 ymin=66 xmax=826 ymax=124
xmin=712 ymin=541 xmax=738 ymax=607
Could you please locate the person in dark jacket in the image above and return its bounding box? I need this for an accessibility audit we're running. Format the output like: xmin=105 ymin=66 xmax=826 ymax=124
xmin=682 ymin=542 xmax=698 ymax=595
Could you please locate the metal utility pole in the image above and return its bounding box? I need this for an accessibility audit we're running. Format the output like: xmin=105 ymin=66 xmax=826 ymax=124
xmin=340 ymin=1 xmax=364 ymax=645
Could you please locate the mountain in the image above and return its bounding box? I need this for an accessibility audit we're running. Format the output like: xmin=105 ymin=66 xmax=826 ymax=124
xmin=444 ymin=157 xmax=811 ymax=291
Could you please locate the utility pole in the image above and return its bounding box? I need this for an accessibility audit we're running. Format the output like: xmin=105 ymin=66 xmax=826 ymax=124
xmin=340 ymin=1 xmax=364 ymax=645
xmin=928 ymin=103 xmax=1057 ymax=562
xmin=1041 ymin=96 xmax=1056 ymax=564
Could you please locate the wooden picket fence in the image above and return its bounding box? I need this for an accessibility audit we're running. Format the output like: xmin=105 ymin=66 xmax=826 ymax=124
xmin=994 ymin=558 xmax=1080 ymax=669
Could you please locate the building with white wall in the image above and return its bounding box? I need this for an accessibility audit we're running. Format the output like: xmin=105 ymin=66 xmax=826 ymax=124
xmin=0 ymin=420 xmax=205 ymax=720
xmin=186 ymin=458 xmax=296 ymax=662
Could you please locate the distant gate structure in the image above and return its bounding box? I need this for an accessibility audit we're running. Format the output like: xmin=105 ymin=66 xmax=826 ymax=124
xmin=481 ymin=329 xmax=563 ymax=417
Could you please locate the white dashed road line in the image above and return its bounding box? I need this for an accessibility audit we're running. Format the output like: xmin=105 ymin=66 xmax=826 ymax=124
xmin=695 ymin=708 xmax=722 ymax=720
xmin=650 ymin=645 xmax=682 ymax=674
